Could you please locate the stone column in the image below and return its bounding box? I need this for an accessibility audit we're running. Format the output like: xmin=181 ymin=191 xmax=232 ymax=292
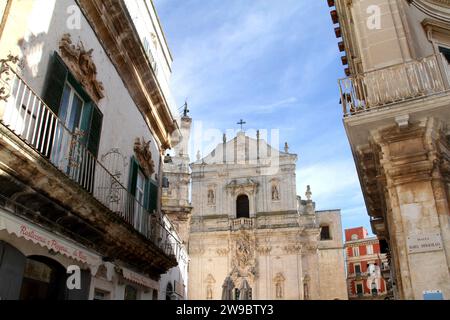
xmin=371 ymin=117 xmax=450 ymax=300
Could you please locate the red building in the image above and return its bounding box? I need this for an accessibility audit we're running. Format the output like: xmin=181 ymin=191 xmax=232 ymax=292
xmin=344 ymin=227 xmax=389 ymax=299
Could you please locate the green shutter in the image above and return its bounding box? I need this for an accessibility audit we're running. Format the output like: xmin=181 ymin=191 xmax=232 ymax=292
xmin=143 ymin=179 xmax=150 ymax=210
xmin=86 ymin=104 xmax=103 ymax=157
xmin=128 ymin=157 xmax=139 ymax=196
xmin=148 ymin=180 xmax=158 ymax=214
xmin=42 ymin=52 xmax=68 ymax=114
xmin=79 ymin=102 xmax=93 ymax=146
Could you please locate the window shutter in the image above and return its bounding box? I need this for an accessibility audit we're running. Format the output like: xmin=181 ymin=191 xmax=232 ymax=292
xmin=143 ymin=179 xmax=150 ymax=210
xmin=128 ymin=157 xmax=139 ymax=196
xmin=42 ymin=52 xmax=68 ymax=114
xmin=79 ymin=102 xmax=93 ymax=146
xmin=86 ymin=104 xmax=103 ymax=158
xmin=148 ymin=180 xmax=158 ymax=214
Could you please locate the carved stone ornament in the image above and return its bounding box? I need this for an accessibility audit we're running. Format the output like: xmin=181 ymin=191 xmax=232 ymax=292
xmin=59 ymin=33 xmax=104 ymax=102
xmin=134 ymin=137 xmax=155 ymax=177
xmin=283 ymin=244 xmax=302 ymax=254
xmin=231 ymin=231 xmax=257 ymax=278
xmin=0 ymin=54 xmax=20 ymax=102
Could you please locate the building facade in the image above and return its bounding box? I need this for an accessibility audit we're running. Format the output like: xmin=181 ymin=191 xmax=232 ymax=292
xmin=0 ymin=0 xmax=187 ymax=300
xmin=328 ymin=0 xmax=450 ymax=299
xmin=344 ymin=227 xmax=389 ymax=300
xmin=188 ymin=131 xmax=348 ymax=300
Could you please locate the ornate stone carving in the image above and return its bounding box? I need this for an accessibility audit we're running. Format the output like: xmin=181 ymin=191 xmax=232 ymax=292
xmin=226 ymin=178 xmax=259 ymax=199
xmin=59 ymin=33 xmax=104 ymax=102
xmin=205 ymin=274 xmax=215 ymax=300
xmin=231 ymin=231 xmax=256 ymax=277
xmin=134 ymin=137 xmax=155 ymax=177
xmin=271 ymin=184 xmax=280 ymax=201
xmin=283 ymin=244 xmax=302 ymax=254
xmin=273 ymin=273 xmax=285 ymax=298
xmin=207 ymin=188 xmax=215 ymax=205
xmin=216 ymin=248 xmax=230 ymax=256
xmin=189 ymin=247 xmax=205 ymax=256
xmin=256 ymin=246 xmax=272 ymax=256
xmin=0 ymin=54 xmax=20 ymax=102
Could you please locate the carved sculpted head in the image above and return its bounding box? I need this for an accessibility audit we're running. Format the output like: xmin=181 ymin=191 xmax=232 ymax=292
xmin=134 ymin=137 xmax=155 ymax=178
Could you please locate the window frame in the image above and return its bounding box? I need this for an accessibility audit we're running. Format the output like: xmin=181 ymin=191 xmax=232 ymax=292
xmin=320 ymin=225 xmax=332 ymax=241
xmin=353 ymin=246 xmax=360 ymax=257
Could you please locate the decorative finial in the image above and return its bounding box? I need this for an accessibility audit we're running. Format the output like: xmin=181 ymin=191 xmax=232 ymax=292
xmin=237 ymin=119 xmax=246 ymax=131
xmin=182 ymin=100 xmax=190 ymax=117
xmin=284 ymin=142 xmax=289 ymax=153
xmin=306 ymin=185 xmax=312 ymax=201
xmin=196 ymin=150 xmax=201 ymax=161
xmin=223 ymin=133 xmax=227 ymax=144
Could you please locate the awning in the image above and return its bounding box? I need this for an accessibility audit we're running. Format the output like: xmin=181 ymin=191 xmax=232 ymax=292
xmin=122 ymin=267 xmax=158 ymax=289
xmin=0 ymin=208 xmax=102 ymax=269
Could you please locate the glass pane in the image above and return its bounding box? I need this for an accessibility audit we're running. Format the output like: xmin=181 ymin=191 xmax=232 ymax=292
xmin=67 ymin=93 xmax=83 ymax=132
xmin=58 ymin=84 xmax=71 ymax=123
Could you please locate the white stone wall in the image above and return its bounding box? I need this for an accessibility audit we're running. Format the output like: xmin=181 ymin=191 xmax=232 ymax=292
xmin=0 ymin=0 xmax=161 ymax=184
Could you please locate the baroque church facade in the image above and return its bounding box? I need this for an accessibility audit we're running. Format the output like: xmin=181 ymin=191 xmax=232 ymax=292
xmin=187 ymin=131 xmax=348 ymax=300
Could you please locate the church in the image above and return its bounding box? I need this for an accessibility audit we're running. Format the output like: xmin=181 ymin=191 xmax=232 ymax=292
xmin=187 ymin=130 xmax=348 ymax=300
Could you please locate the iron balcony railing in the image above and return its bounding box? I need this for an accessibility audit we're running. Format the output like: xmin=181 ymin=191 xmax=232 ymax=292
xmin=0 ymin=61 xmax=181 ymax=260
xmin=339 ymin=54 xmax=450 ymax=117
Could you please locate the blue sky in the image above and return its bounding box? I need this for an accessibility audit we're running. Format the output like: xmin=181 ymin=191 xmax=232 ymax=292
xmin=154 ymin=0 xmax=371 ymax=234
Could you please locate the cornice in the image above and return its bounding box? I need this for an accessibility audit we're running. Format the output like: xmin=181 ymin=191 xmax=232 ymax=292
xmin=76 ymin=0 xmax=176 ymax=151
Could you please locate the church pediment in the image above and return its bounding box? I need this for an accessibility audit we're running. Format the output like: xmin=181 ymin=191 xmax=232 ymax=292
xmin=192 ymin=132 xmax=296 ymax=166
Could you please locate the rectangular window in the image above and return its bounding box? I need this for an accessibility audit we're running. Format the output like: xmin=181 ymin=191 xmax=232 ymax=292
xmin=354 ymin=264 xmax=361 ymax=275
xmin=43 ymin=52 xmax=103 ymax=159
xmin=353 ymin=247 xmax=360 ymax=257
xmin=356 ymin=283 xmax=363 ymax=295
xmin=439 ymin=46 xmax=450 ymax=64
xmin=367 ymin=244 xmax=373 ymax=255
xmin=94 ymin=289 xmax=110 ymax=300
xmin=320 ymin=226 xmax=331 ymax=240
xmin=124 ymin=285 xmax=138 ymax=300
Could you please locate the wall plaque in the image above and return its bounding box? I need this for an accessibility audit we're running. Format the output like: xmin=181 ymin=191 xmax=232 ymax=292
xmin=407 ymin=233 xmax=443 ymax=254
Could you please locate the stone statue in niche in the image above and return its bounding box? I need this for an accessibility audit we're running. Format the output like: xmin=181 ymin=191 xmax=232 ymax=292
xmin=134 ymin=137 xmax=155 ymax=178
xmin=59 ymin=33 xmax=104 ymax=102
xmin=207 ymin=189 xmax=215 ymax=205
xmin=274 ymin=273 xmax=285 ymax=298
xmin=206 ymin=285 xmax=213 ymax=300
xmin=272 ymin=184 xmax=280 ymax=201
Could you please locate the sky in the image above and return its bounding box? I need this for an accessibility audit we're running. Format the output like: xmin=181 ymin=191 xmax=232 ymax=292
xmin=153 ymin=0 xmax=372 ymax=234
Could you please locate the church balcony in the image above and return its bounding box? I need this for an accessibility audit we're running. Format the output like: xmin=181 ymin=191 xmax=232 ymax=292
xmin=0 ymin=63 xmax=179 ymax=277
xmin=339 ymin=54 xmax=450 ymax=117
xmin=230 ymin=217 xmax=255 ymax=231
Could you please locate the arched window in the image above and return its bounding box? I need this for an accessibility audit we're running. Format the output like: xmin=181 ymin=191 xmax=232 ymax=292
xmin=20 ymin=255 xmax=67 ymax=300
xmin=236 ymin=194 xmax=249 ymax=218
xmin=166 ymin=282 xmax=173 ymax=300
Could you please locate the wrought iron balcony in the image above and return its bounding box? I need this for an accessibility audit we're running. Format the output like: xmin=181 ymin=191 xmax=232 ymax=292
xmin=339 ymin=54 xmax=450 ymax=117
xmin=0 ymin=60 xmax=181 ymax=259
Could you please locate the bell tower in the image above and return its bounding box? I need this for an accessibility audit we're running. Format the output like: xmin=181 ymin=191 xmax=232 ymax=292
xmin=162 ymin=102 xmax=193 ymax=244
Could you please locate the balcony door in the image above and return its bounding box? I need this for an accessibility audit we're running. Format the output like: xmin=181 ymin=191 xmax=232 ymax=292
xmin=43 ymin=52 xmax=103 ymax=193
xmin=51 ymin=82 xmax=85 ymax=169
xmin=134 ymin=169 xmax=146 ymax=232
